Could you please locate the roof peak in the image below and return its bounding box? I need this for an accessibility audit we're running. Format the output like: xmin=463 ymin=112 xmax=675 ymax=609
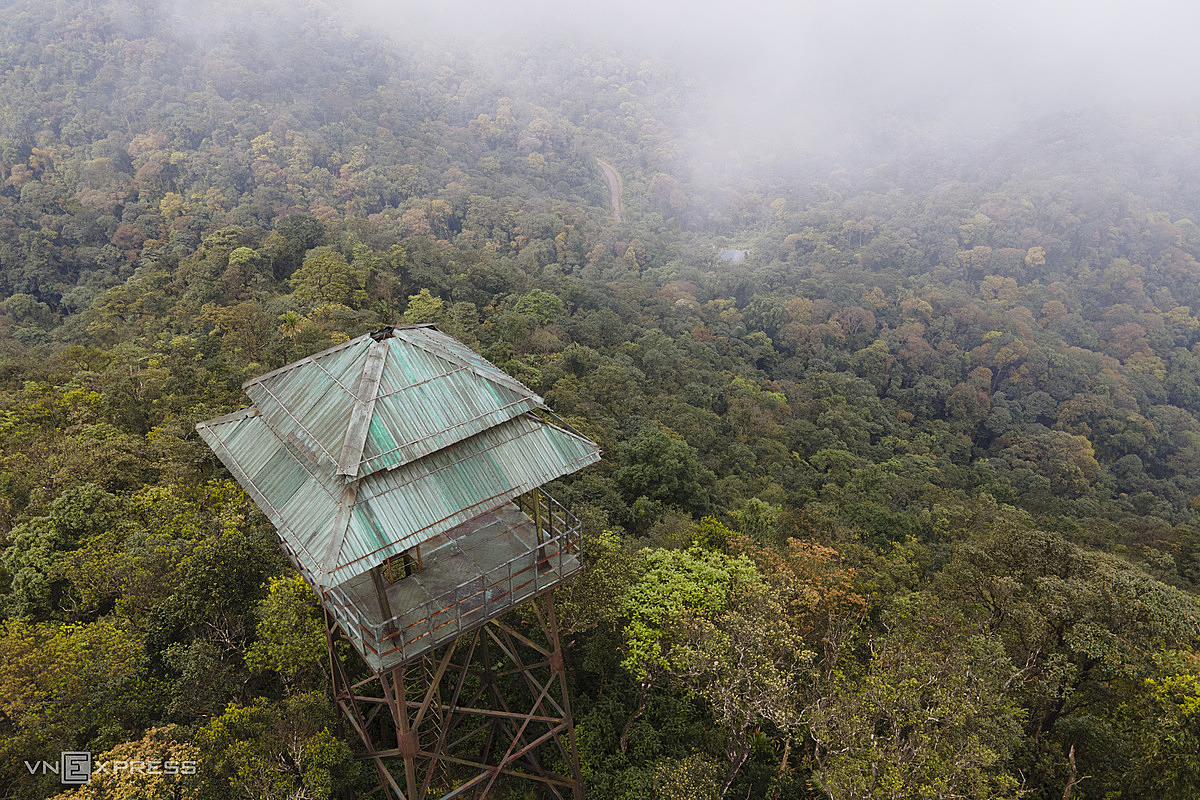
xmin=238 ymin=325 xmax=545 ymax=480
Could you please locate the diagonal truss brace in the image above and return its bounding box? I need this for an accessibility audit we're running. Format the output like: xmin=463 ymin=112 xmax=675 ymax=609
xmin=325 ymin=594 xmax=583 ymax=800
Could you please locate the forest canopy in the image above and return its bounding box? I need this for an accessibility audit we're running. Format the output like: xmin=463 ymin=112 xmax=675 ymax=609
xmin=0 ymin=1 xmax=1199 ymax=799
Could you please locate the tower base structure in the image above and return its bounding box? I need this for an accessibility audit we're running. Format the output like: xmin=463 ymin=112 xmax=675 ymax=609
xmin=326 ymin=594 xmax=584 ymax=800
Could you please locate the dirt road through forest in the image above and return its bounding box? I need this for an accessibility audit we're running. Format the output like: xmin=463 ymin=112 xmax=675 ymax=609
xmin=596 ymin=159 xmax=623 ymax=223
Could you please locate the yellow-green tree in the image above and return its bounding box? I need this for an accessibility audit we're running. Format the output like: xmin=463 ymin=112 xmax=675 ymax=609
xmin=244 ymin=575 xmax=326 ymax=692
xmin=289 ymin=247 xmax=366 ymax=308
xmin=195 ymin=693 xmax=359 ymax=800
xmin=59 ymin=726 xmax=201 ymax=800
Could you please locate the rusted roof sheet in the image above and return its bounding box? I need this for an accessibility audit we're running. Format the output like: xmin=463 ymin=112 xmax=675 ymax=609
xmin=196 ymin=325 xmax=601 ymax=588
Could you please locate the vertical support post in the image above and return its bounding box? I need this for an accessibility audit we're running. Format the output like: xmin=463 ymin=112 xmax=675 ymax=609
xmin=546 ymin=594 xmax=584 ymax=800
xmin=534 ymin=490 xmax=542 ymax=540
xmin=371 ymin=564 xmax=398 ymax=640
xmin=324 ymin=606 xmax=407 ymax=799
xmin=391 ymin=666 xmax=419 ymax=800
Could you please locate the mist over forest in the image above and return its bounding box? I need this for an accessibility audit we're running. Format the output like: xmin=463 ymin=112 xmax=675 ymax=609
xmin=370 ymin=0 xmax=1200 ymax=167
xmin=1 ymin=1 xmax=1200 ymax=799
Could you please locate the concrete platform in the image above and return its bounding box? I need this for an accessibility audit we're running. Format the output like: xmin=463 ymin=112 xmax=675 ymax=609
xmin=331 ymin=502 xmax=580 ymax=670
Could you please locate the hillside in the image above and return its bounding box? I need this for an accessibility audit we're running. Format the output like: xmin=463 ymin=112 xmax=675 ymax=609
xmin=1 ymin=1 xmax=1199 ymax=799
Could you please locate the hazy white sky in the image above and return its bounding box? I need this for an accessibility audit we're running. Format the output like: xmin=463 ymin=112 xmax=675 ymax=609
xmin=345 ymin=0 xmax=1200 ymax=165
xmin=366 ymin=0 xmax=1200 ymax=97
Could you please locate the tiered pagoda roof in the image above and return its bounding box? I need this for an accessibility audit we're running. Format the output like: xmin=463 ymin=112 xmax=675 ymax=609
xmin=196 ymin=325 xmax=600 ymax=590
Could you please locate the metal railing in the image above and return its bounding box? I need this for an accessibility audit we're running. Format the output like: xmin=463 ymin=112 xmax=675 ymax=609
xmin=323 ymin=488 xmax=582 ymax=668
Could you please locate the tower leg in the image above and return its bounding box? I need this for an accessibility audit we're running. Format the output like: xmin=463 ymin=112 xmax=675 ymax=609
xmin=545 ymin=595 xmax=585 ymax=800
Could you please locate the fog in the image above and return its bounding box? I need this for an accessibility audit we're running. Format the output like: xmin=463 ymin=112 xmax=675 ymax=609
xmin=345 ymin=0 xmax=1200 ymax=171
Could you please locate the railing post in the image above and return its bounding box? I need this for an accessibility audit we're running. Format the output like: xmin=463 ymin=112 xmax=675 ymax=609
xmin=535 ymin=490 xmax=543 ymax=541
xmin=535 ymin=488 xmax=547 ymax=571
xmin=427 ymin=600 xmax=435 ymax=646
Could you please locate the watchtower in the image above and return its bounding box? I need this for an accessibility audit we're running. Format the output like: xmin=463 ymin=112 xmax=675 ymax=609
xmin=197 ymin=324 xmax=601 ymax=799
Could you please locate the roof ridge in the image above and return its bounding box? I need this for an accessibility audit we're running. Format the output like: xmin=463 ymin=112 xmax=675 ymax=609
xmin=337 ymin=338 xmax=389 ymax=477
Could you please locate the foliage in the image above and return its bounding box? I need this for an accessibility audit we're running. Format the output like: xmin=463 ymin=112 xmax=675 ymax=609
xmin=0 ymin=0 xmax=1196 ymax=797
xmin=619 ymin=547 xmax=758 ymax=681
xmin=244 ymin=575 xmax=326 ymax=691
xmin=1117 ymin=651 xmax=1200 ymax=799
xmin=289 ymin=247 xmax=366 ymax=308
xmin=194 ymin=693 xmax=360 ymax=800
xmin=59 ymin=726 xmax=202 ymax=800
xmin=615 ymin=425 xmax=716 ymax=519
xmin=0 ymin=618 xmax=156 ymax=796
xmin=651 ymin=753 xmax=723 ymax=800
xmin=806 ymin=594 xmax=1023 ymax=800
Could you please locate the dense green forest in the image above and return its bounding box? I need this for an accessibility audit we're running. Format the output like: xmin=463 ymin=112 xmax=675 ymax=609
xmin=1 ymin=1 xmax=1199 ymax=798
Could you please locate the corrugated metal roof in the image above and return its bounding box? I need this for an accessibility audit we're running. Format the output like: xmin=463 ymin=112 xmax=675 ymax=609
xmin=394 ymin=327 xmax=538 ymax=399
xmin=361 ymin=339 xmax=540 ymax=474
xmin=196 ymin=325 xmax=601 ymax=588
xmin=333 ymin=414 xmax=598 ymax=580
xmin=197 ymin=409 xmax=338 ymax=583
xmin=238 ymin=325 xmax=543 ymax=479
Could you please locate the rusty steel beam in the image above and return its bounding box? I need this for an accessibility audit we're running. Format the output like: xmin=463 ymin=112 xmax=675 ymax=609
xmin=325 ymin=595 xmax=582 ymax=799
